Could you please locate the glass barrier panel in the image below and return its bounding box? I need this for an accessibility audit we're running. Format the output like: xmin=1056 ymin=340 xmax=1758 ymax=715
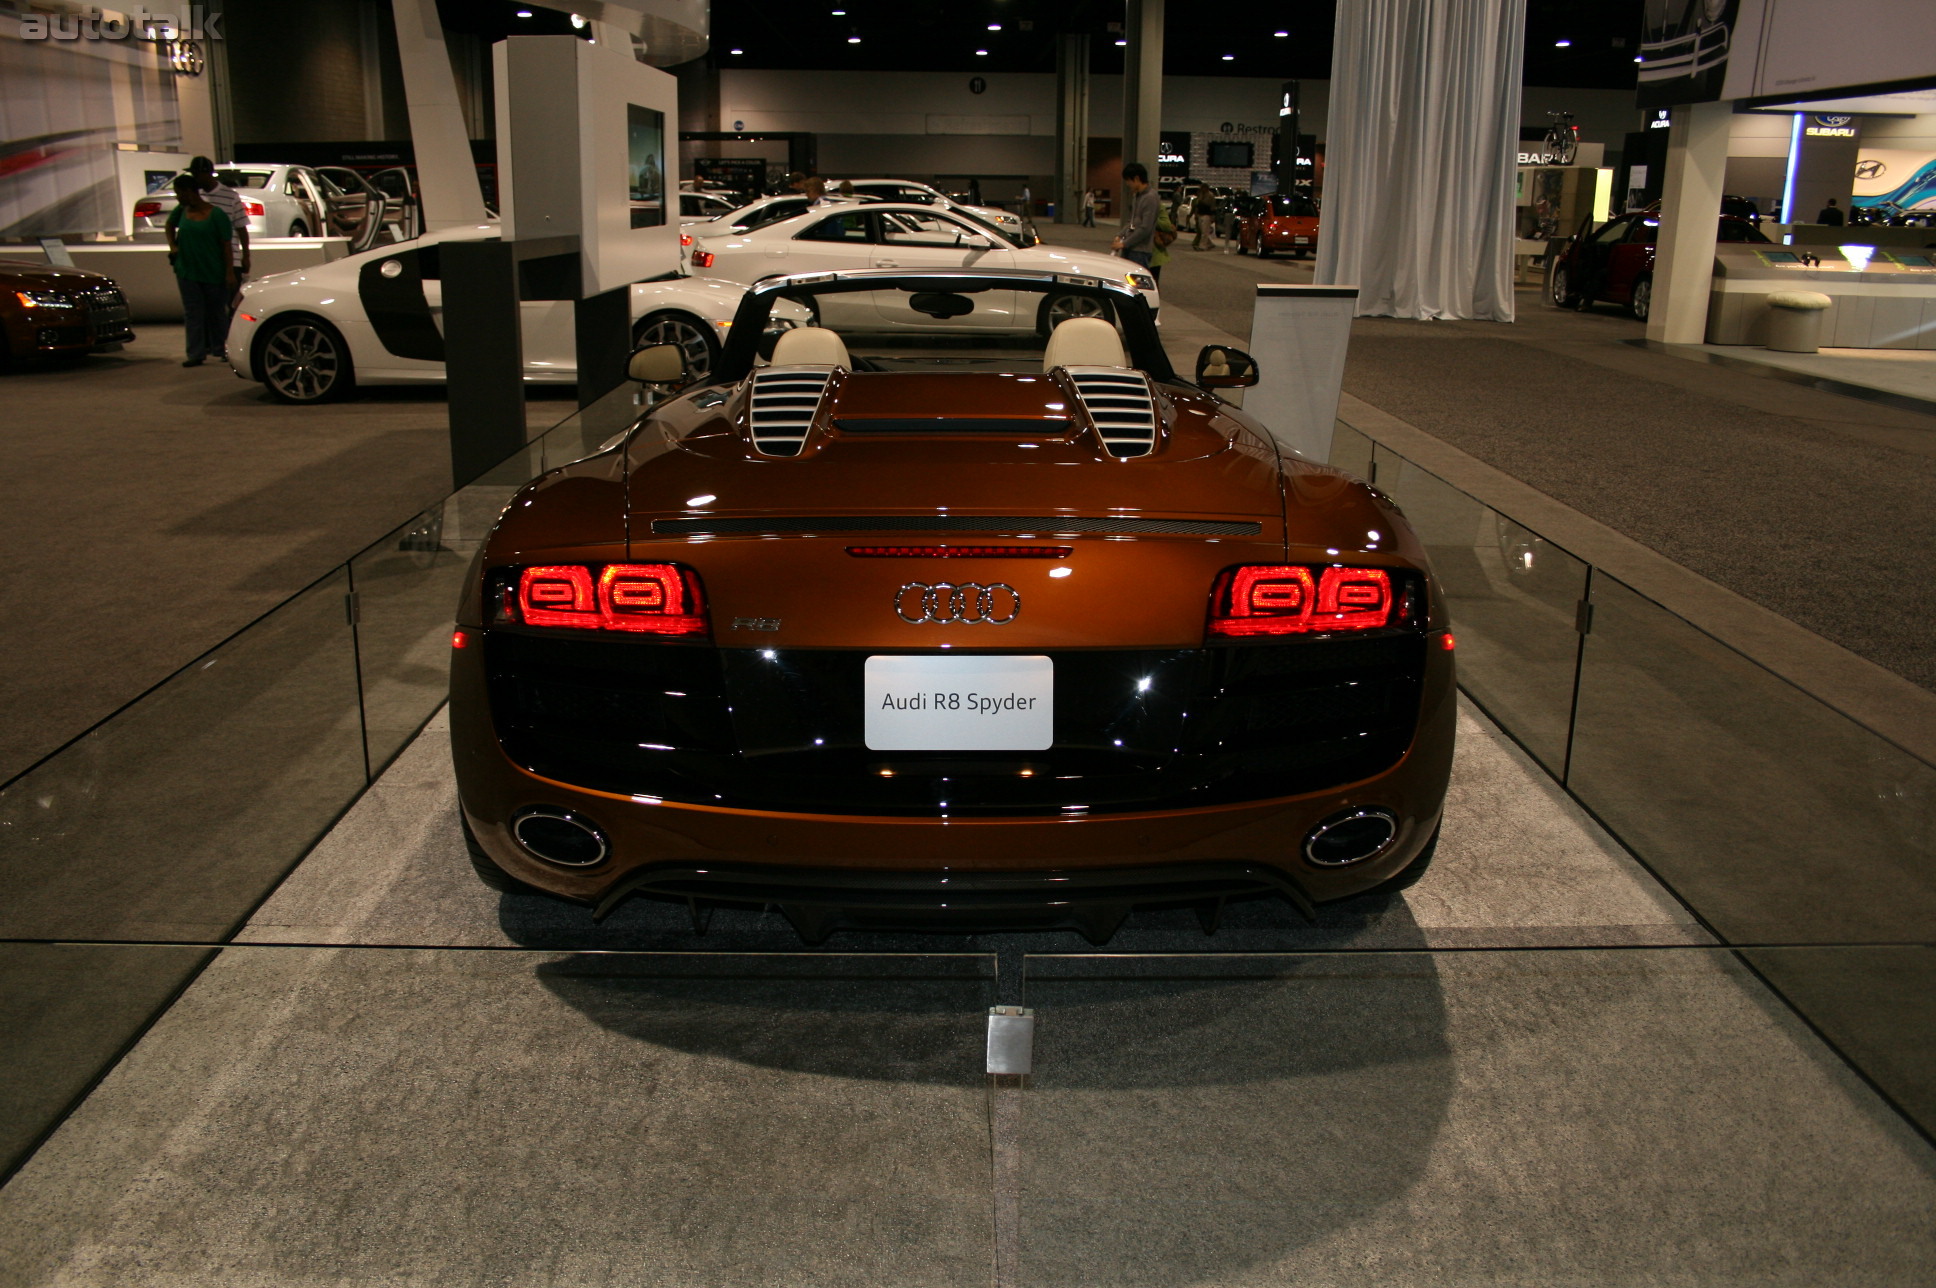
xmin=0 ymin=568 xmax=367 ymax=943
xmin=540 ymin=382 xmax=650 ymax=473
xmin=1326 ymin=419 xmax=1375 ymax=479
xmin=1567 ymin=574 xmax=1936 ymax=943
xmin=1371 ymin=448 xmax=1586 ymax=775
xmin=350 ymin=503 xmax=478 ymax=775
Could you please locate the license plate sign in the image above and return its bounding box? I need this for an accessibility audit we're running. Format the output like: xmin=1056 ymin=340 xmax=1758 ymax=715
xmin=865 ymin=655 xmax=1052 ymax=751
xmin=1293 ymin=236 xmax=1310 ymax=244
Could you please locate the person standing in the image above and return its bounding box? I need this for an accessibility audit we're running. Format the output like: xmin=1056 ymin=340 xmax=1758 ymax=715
xmin=164 ymin=175 xmax=235 ymax=367
xmin=186 ymin=157 xmax=250 ymax=317
xmin=1816 ymin=197 xmax=1846 ymax=226
xmin=1150 ymin=204 xmax=1175 ymax=283
xmin=1080 ymin=188 xmax=1096 ymax=227
xmin=1193 ymin=188 xmax=1216 ymax=250
xmin=1111 ymin=162 xmax=1159 ymax=268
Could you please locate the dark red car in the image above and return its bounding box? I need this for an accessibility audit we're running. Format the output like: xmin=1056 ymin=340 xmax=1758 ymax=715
xmin=1238 ymin=194 xmax=1321 ymax=258
xmin=0 ymin=259 xmax=134 ymax=360
xmin=1550 ymin=212 xmax=1768 ymax=320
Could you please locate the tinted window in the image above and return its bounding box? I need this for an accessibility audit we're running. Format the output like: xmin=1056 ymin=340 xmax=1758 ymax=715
xmin=881 ymin=212 xmax=977 ymax=245
xmin=1268 ymin=195 xmax=1318 ymax=217
xmin=218 ymin=170 xmax=273 ymax=190
xmin=739 ymin=198 xmax=809 ymax=230
xmin=1628 ymin=220 xmax=1660 ymax=245
xmin=1592 ymin=219 xmax=1630 ymax=246
xmin=797 ymin=212 xmax=872 ymax=242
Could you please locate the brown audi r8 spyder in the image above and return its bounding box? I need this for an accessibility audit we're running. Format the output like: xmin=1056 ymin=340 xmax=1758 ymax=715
xmin=450 ymin=268 xmax=1455 ymax=941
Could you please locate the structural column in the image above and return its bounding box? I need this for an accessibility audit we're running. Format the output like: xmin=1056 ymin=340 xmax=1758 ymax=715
xmin=1055 ymin=33 xmax=1090 ymax=225
xmin=1646 ymin=99 xmax=1731 ymax=344
xmin=391 ymin=0 xmax=489 ymax=228
xmin=1120 ymin=0 xmax=1163 ymax=191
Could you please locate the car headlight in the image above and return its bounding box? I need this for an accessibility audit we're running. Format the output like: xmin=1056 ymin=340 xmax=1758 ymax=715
xmin=15 ymin=291 xmax=79 ymax=309
xmin=1127 ymin=273 xmax=1157 ymax=291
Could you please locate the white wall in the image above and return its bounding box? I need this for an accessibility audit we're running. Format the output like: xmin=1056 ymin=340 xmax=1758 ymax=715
xmin=1725 ymin=111 xmax=1794 ymax=212
xmin=1864 ymin=113 xmax=1936 ymax=151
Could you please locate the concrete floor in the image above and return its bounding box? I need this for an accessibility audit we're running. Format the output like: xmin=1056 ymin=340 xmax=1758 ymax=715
xmin=4 ymin=704 xmax=1933 ymax=1285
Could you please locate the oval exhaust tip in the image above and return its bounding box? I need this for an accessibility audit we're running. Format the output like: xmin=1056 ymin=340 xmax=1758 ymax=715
xmin=1304 ymin=808 xmax=1399 ymax=867
xmin=511 ymin=809 xmax=609 ymax=867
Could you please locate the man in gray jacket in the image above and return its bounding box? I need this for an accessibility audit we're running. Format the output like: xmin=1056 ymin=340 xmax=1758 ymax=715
xmin=1111 ymin=162 xmax=1158 ymax=267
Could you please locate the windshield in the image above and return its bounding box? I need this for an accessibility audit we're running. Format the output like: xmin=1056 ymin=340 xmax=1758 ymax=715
xmin=714 ymin=271 xmax=1168 ymax=386
xmin=1267 ymin=195 xmax=1318 ymax=217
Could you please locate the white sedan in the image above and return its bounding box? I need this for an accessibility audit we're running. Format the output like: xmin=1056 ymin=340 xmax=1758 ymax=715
xmin=228 ymin=224 xmax=804 ymax=403
xmin=688 ymin=203 xmax=1159 ymax=334
xmin=842 ymin=179 xmax=1035 ymax=244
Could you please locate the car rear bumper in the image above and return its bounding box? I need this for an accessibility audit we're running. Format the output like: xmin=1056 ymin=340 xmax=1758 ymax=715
xmin=450 ymin=633 xmax=1457 ymax=919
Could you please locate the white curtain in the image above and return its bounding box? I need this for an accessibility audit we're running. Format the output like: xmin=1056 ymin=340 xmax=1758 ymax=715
xmin=1316 ymin=0 xmax=1526 ymax=321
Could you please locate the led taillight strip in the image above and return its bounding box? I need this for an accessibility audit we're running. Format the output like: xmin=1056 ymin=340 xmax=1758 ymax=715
xmin=845 ymin=546 xmax=1073 ymax=558
xmin=1208 ymin=564 xmax=1413 ymax=637
xmin=512 ymin=563 xmax=708 ymax=636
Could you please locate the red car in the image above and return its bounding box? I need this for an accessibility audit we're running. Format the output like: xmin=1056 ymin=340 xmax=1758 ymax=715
xmin=1238 ymin=194 xmax=1321 ymax=258
xmin=0 ymin=259 xmax=134 ymax=360
xmin=1550 ymin=212 xmax=1768 ymax=320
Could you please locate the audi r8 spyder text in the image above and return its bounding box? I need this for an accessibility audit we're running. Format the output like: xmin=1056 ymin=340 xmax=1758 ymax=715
xmin=450 ymin=268 xmax=1454 ymax=941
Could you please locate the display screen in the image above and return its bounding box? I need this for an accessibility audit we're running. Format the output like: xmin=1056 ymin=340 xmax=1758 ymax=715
xmin=1208 ymin=141 xmax=1254 ymax=169
xmin=1891 ymin=252 xmax=1932 ymax=267
xmin=1759 ymin=250 xmax=1802 ymax=263
xmin=627 ymin=104 xmax=665 ymax=229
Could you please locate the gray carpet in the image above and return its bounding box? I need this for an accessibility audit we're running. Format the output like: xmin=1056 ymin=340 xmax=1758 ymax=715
xmin=0 ymin=326 xmax=575 ymax=783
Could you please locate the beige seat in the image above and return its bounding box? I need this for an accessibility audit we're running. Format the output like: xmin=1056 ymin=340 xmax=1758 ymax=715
xmin=1042 ymin=316 xmax=1128 ymax=372
xmin=769 ymin=325 xmax=851 ymax=368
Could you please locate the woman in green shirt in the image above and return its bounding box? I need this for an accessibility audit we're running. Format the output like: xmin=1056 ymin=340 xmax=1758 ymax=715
xmin=164 ymin=176 xmax=235 ymax=367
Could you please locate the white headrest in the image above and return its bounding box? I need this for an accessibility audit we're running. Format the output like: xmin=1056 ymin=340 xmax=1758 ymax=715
xmin=1043 ymin=317 xmax=1128 ymax=372
xmin=770 ymin=326 xmax=851 ymax=368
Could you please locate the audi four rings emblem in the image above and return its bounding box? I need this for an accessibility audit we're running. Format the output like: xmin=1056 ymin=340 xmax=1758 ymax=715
xmin=895 ymin=582 xmax=1020 ymax=625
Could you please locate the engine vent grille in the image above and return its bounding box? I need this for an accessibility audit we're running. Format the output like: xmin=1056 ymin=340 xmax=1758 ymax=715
xmin=747 ymin=366 xmax=835 ymax=456
xmin=1066 ymin=367 xmax=1159 ymax=458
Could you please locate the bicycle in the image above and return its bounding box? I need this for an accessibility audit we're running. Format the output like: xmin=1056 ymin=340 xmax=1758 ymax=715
xmin=1543 ymin=111 xmax=1579 ymax=166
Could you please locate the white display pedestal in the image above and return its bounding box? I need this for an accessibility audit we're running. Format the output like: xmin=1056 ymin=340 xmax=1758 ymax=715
xmin=1243 ymin=284 xmax=1360 ymax=463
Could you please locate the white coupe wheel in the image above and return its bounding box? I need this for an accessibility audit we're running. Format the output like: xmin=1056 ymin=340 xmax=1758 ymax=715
xmin=633 ymin=311 xmax=719 ymax=382
xmin=259 ymin=317 xmax=353 ymax=403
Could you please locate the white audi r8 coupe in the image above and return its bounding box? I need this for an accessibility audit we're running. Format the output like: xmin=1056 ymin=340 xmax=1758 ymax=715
xmin=688 ymin=203 xmax=1159 ymax=334
xmin=841 ymin=179 xmax=1034 ymax=245
xmin=227 ymin=224 xmax=807 ymax=403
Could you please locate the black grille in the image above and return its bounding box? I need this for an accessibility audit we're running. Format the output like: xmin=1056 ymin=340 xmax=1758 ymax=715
xmin=486 ymin=634 xmax=1425 ymax=816
xmin=651 ymin=514 xmax=1263 ymax=537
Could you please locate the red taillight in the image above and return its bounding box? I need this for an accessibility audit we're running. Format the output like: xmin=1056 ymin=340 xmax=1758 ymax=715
xmin=846 ymin=545 xmax=1073 ymax=558
xmin=1441 ymin=632 xmax=1456 ymax=650
xmin=245 ymin=200 xmax=265 ymax=217
xmin=513 ymin=564 xmax=707 ymax=636
xmin=133 ymin=200 xmax=162 ymax=218
xmin=690 ymin=250 xmax=715 ymax=268
xmin=1208 ymin=565 xmax=1404 ymax=637
xmin=452 ymin=629 xmax=471 ymax=649
xmin=680 ymin=231 xmax=693 ymax=247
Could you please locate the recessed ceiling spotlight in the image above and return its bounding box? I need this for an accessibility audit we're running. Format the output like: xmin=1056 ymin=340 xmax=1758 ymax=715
xmin=1554 ymin=38 xmax=1571 ymax=47
xmin=848 ymin=34 xmax=861 ymax=43
xmin=569 ymin=12 xmax=585 ymax=28
xmin=1274 ymin=30 xmax=1288 ymax=37
xmin=1221 ymin=54 xmax=1234 ymax=60
xmin=975 ymin=48 xmax=989 ymax=56
xmin=831 ymin=7 xmax=845 ymax=13
xmin=729 ymin=47 xmax=743 ymax=54
xmin=988 ymin=22 xmax=1001 ymax=30
xmin=1633 ymin=55 xmax=1643 ymax=62
xmin=1114 ymin=38 xmax=1127 ymax=46
xmin=514 ymin=8 xmax=532 ymax=16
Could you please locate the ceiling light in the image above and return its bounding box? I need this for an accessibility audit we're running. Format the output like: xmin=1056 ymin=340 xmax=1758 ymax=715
xmin=1274 ymin=30 xmax=1288 ymax=37
xmin=729 ymin=47 xmax=743 ymax=54
xmin=1554 ymin=38 xmax=1571 ymax=47
xmin=1221 ymin=54 xmax=1234 ymax=60
xmin=831 ymin=7 xmax=845 ymax=12
xmin=988 ymin=22 xmax=1002 ymax=30
xmin=569 ymin=13 xmax=585 ymax=28
xmin=975 ymin=48 xmax=989 ymax=56
xmin=1115 ymin=39 xmax=1127 ymax=46
xmin=1633 ymin=55 xmax=1643 ymax=62
xmin=514 ymin=8 xmax=532 ymax=16
xmin=848 ymin=34 xmax=861 ymax=43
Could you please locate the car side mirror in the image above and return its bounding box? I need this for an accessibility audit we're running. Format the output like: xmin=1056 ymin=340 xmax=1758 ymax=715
xmin=956 ymin=231 xmax=993 ymax=250
xmin=628 ymin=343 xmax=689 ymax=386
xmin=1196 ymin=345 xmax=1260 ymax=388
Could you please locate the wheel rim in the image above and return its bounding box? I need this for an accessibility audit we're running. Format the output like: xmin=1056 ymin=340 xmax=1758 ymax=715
xmin=262 ymin=323 xmax=340 ymax=400
xmin=1047 ymin=294 xmax=1108 ymax=328
xmin=636 ymin=315 xmax=714 ymax=381
xmin=1551 ymin=268 xmax=1569 ymax=306
xmin=1633 ymin=281 xmax=1651 ymax=320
